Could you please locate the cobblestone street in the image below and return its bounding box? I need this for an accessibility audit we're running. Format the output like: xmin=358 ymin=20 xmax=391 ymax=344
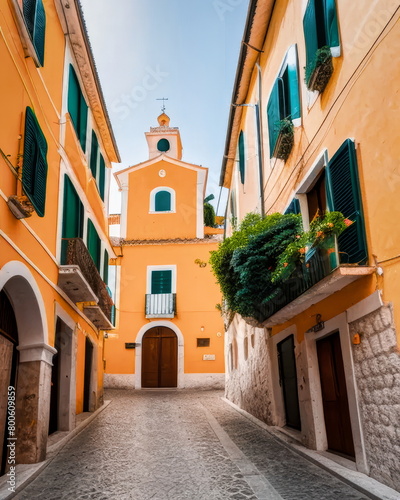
xmin=15 ymin=390 xmax=371 ymax=500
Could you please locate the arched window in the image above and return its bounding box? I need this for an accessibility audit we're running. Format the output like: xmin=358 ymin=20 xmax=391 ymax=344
xmin=150 ymin=187 xmax=176 ymax=213
xmin=155 ymin=191 xmax=171 ymax=212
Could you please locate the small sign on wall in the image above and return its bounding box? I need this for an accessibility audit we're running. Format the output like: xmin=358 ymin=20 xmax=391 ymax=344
xmin=203 ymin=354 xmax=215 ymax=361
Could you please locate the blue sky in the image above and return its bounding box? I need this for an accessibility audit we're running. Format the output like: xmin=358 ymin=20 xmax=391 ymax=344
xmin=79 ymin=0 xmax=249 ymax=215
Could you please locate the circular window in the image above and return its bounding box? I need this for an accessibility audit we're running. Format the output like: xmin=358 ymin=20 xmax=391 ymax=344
xmin=157 ymin=138 xmax=170 ymax=152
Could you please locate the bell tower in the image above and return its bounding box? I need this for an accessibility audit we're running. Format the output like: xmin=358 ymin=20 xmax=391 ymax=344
xmin=145 ymin=113 xmax=183 ymax=160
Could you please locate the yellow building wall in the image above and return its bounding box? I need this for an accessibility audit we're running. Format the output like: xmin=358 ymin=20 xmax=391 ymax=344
xmin=124 ymin=159 xmax=202 ymax=240
xmin=105 ymin=241 xmax=224 ymax=375
xmin=229 ymin=0 xmax=400 ymax=342
xmin=0 ymin=0 xmax=112 ymax=417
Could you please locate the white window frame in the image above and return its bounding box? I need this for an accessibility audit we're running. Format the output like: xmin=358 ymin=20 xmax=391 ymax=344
xmin=146 ymin=265 xmax=177 ymax=294
xmin=149 ymin=187 xmax=176 ymax=213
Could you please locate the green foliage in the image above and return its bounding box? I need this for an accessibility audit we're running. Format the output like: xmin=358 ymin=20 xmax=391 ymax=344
xmin=204 ymin=194 xmax=216 ymax=227
xmin=275 ymin=119 xmax=294 ymax=161
xmin=209 ymin=213 xmax=301 ymax=317
xmin=210 ymin=210 xmax=352 ymax=323
xmin=272 ymin=211 xmax=351 ymax=282
xmin=305 ymin=46 xmax=333 ymax=92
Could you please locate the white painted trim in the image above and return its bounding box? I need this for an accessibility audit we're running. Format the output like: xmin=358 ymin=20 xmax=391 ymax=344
xmin=54 ymin=302 xmax=76 ymax=332
xmin=0 ymin=231 xmax=100 ymax=332
xmin=119 ymin=184 xmax=128 ymax=239
xmin=146 ymin=265 xmax=177 ymax=294
xmin=346 ymin=290 xmax=383 ymax=323
xmin=0 ymin=260 xmax=49 ymax=344
xmin=296 ymin=149 xmax=328 ymax=194
xmin=134 ymin=321 xmax=184 ymax=389
xmin=269 ymin=326 xmax=299 ymax=428
xmin=304 ymin=313 xmax=369 ymax=474
xmin=17 ymin=342 xmax=57 ymax=365
xmin=197 ymin=169 xmax=206 ymax=238
xmin=149 ymin=186 xmax=176 ymax=213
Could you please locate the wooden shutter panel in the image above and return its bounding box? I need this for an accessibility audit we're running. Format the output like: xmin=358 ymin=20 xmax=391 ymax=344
xmin=155 ymin=191 xmax=171 ymax=212
xmin=267 ymin=78 xmax=285 ymax=158
xmin=87 ymin=219 xmax=101 ymax=271
xmin=68 ymin=66 xmax=80 ymax=134
xmin=23 ymin=0 xmax=35 ymax=36
xmin=324 ymin=0 xmax=340 ymax=48
xmin=90 ymin=131 xmax=99 ymax=178
xmin=303 ymin=0 xmax=319 ymax=84
xmin=68 ymin=65 xmax=88 ymax=151
xmin=33 ymin=0 xmax=45 ymax=66
xmin=326 ymin=139 xmax=367 ymax=264
xmin=103 ymin=250 xmax=109 ymax=285
xmin=79 ymin=92 xmax=88 ymax=152
xmin=22 ymin=107 xmax=48 ymax=217
xmin=287 ymin=56 xmax=301 ymax=120
xmin=238 ymin=131 xmax=245 ymax=184
xmin=61 ymin=175 xmax=84 ymax=264
xmin=99 ymin=155 xmax=106 ymax=201
xmin=151 ymin=270 xmax=172 ymax=294
xmin=62 ymin=176 xmax=83 ymax=239
xmin=285 ymin=198 xmax=301 ymax=215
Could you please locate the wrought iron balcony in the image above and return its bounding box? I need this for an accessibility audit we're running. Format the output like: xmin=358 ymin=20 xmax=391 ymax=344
xmin=58 ymin=238 xmax=113 ymax=329
xmin=261 ymin=236 xmax=374 ymax=326
xmin=145 ymin=293 xmax=176 ymax=318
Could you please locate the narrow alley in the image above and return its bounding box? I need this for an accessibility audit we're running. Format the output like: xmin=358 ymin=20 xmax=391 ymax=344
xmin=13 ymin=390 xmax=374 ymax=500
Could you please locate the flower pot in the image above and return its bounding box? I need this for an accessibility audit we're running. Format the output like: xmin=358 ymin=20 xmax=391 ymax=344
xmin=307 ymin=56 xmax=334 ymax=93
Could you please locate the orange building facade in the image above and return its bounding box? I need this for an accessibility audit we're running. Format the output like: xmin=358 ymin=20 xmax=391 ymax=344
xmin=105 ymin=114 xmax=225 ymax=389
xmin=0 ymin=0 xmax=119 ymax=472
xmin=219 ymin=0 xmax=400 ymax=492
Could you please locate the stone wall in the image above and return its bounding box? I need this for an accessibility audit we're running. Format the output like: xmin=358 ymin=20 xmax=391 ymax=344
xmin=225 ymin=314 xmax=275 ymax=425
xmin=349 ymin=304 xmax=400 ymax=491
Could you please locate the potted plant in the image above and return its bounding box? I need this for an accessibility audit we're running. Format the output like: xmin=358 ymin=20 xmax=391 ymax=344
xmin=305 ymin=46 xmax=334 ymax=93
xmin=274 ymin=118 xmax=294 ymax=161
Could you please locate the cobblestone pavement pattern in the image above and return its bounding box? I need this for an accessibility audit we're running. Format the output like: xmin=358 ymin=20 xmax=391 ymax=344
xmin=16 ymin=390 xmax=369 ymax=500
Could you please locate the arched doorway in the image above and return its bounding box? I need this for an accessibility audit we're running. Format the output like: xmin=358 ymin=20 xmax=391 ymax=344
xmin=0 ymin=290 xmax=18 ymax=475
xmin=0 ymin=261 xmax=55 ymax=467
xmin=142 ymin=327 xmax=177 ymax=388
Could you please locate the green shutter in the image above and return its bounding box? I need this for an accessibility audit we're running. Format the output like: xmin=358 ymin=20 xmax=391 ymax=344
xmin=23 ymin=0 xmax=35 ymax=35
xmin=68 ymin=65 xmax=88 ymax=151
xmin=324 ymin=0 xmax=340 ymax=48
xmin=238 ymin=131 xmax=245 ymax=184
xmin=61 ymin=175 xmax=84 ymax=264
xmin=99 ymin=155 xmax=106 ymax=201
xmin=22 ymin=107 xmax=48 ymax=217
xmin=151 ymin=270 xmax=172 ymax=294
xmin=287 ymin=55 xmax=301 ymax=119
xmin=267 ymin=77 xmax=285 ymax=158
xmin=285 ymin=198 xmax=301 ymax=215
xmin=303 ymin=0 xmax=319 ymax=84
xmin=33 ymin=0 xmax=45 ymax=66
xmin=103 ymin=250 xmax=109 ymax=284
xmin=90 ymin=131 xmax=99 ymax=178
xmin=155 ymin=191 xmax=171 ymax=212
xmin=87 ymin=219 xmax=101 ymax=271
xmin=326 ymin=139 xmax=367 ymax=264
xmin=23 ymin=0 xmax=46 ymax=66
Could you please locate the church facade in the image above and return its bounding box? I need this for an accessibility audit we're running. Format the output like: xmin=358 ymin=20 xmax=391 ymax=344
xmin=105 ymin=114 xmax=225 ymax=389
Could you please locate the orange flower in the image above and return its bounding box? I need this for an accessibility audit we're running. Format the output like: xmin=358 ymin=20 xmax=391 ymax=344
xmin=327 ymin=223 xmax=334 ymax=228
xmin=299 ymin=247 xmax=306 ymax=254
xmin=316 ymin=231 xmax=323 ymax=237
xmin=283 ymin=263 xmax=288 ymax=267
xmin=344 ymin=218 xmax=353 ymax=226
xmin=296 ymin=235 xmax=301 ymax=239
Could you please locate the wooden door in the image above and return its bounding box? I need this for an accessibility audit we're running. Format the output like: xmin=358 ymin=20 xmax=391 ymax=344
xmin=142 ymin=327 xmax=177 ymax=388
xmin=83 ymin=337 xmax=93 ymax=412
xmin=317 ymin=332 xmax=355 ymax=458
xmin=277 ymin=335 xmax=301 ymax=430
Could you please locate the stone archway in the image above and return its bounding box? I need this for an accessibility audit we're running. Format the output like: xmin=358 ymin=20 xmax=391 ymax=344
xmin=0 ymin=261 xmax=56 ymax=466
xmin=135 ymin=321 xmax=184 ymax=389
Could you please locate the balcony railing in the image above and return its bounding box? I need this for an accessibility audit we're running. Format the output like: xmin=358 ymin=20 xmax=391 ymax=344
xmin=145 ymin=293 xmax=176 ymax=318
xmin=58 ymin=238 xmax=113 ymax=329
xmin=259 ymin=236 xmax=374 ymax=326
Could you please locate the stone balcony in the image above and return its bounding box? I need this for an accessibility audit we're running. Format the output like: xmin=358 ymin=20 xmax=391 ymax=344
xmin=58 ymin=238 xmax=114 ymax=329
